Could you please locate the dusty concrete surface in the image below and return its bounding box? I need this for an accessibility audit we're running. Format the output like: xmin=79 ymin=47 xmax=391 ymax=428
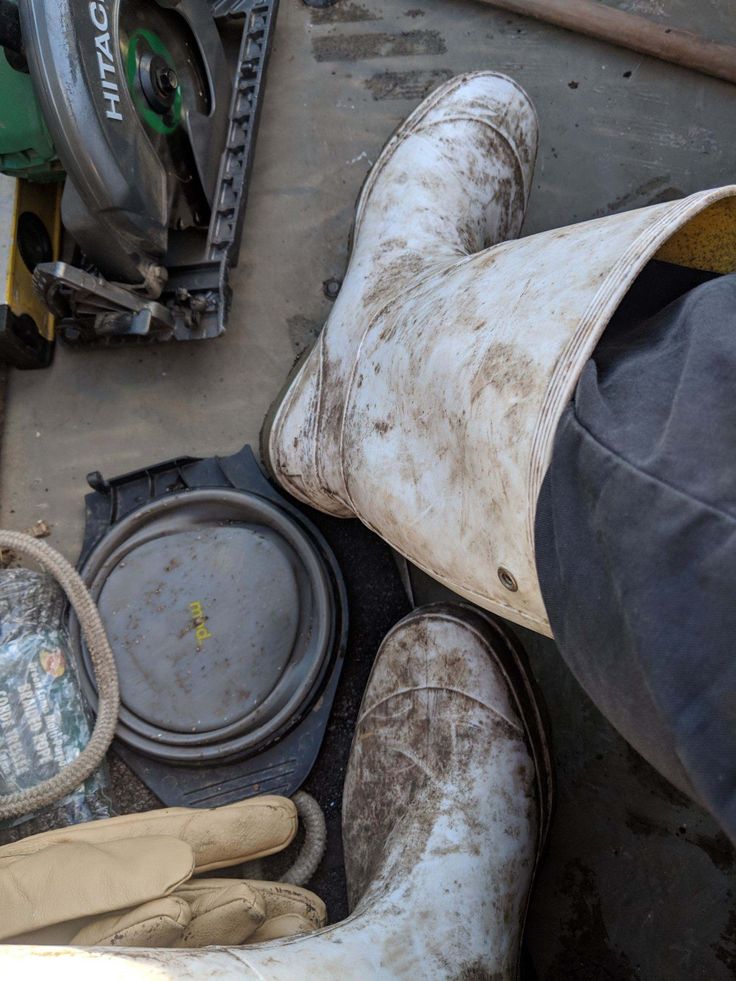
xmin=2 ymin=0 xmax=735 ymax=560
xmin=0 ymin=0 xmax=734 ymax=976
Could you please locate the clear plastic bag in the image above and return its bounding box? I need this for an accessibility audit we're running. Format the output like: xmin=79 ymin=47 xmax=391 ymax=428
xmin=0 ymin=569 xmax=112 ymax=840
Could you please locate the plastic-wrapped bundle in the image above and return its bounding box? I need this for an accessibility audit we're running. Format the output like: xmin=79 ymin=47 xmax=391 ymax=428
xmin=0 ymin=569 xmax=112 ymax=840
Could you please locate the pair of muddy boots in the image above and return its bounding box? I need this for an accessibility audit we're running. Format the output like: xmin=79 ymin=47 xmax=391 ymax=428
xmin=218 ymin=74 xmax=560 ymax=977
xmin=9 ymin=71 xmax=734 ymax=978
xmin=257 ymin=68 xmax=735 ymax=977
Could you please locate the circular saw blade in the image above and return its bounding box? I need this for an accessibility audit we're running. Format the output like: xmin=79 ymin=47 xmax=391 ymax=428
xmin=119 ymin=1 xmax=212 ymax=229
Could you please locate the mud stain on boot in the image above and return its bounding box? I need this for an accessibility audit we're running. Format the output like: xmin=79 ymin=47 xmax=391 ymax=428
xmin=313 ymin=30 xmax=446 ymax=62
xmin=365 ymin=69 xmax=454 ymax=101
xmin=453 ymin=964 xmax=502 ymax=980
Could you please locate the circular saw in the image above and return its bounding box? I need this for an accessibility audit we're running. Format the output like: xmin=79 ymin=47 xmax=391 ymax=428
xmin=0 ymin=0 xmax=278 ymax=358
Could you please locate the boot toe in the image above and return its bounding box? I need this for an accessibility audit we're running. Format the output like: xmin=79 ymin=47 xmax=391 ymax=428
xmin=343 ymin=605 xmax=550 ymax=911
xmin=411 ymin=71 xmax=539 ymax=196
xmin=355 ymin=70 xmax=539 ymax=250
xmin=356 ymin=603 xmax=524 ymax=730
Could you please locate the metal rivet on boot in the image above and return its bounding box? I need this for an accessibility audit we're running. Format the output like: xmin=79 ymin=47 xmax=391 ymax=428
xmin=323 ymin=277 xmax=342 ymax=300
xmin=498 ymin=567 xmax=518 ymax=592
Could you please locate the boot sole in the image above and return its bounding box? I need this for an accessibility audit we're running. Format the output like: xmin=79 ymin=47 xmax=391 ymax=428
xmin=259 ymin=71 xmax=537 ymax=484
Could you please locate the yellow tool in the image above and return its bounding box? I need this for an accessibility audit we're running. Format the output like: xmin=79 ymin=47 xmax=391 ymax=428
xmin=0 ymin=177 xmax=61 ymax=368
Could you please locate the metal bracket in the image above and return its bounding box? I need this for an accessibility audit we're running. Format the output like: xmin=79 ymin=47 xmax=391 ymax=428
xmin=33 ymin=263 xmax=175 ymax=342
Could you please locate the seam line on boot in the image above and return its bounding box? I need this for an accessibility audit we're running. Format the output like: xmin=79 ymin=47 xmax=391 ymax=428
xmin=354 ymin=72 xmax=537 ymax=238
xmin=357 ymin=686 xmax=524 ymax=732
xmin=388 ymin=114 xmax=531 ymax=202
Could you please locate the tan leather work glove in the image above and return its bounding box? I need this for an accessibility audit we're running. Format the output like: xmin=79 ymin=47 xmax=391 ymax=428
xmin=0 ymin=796 xmax=326 ymax=947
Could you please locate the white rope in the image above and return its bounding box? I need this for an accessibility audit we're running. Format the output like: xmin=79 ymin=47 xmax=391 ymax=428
xmin=281 ymin=791 xmax=327 ymax=886
xmin=0 ymin=532 xmax=119 ymax=821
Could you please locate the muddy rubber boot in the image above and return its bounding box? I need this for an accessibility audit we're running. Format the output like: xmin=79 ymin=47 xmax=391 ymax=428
xmin=335 ymin=603 xmax=554 ymax=978
xmin=237 ymin=605 xmax=552 ymax=978
xmin=263 ymin=71 xmax=539 ymax=518
xmin=0 ymin=605 xmax=551 ymax=978
xmin=264 ymin=65 xmax=736 ymax=632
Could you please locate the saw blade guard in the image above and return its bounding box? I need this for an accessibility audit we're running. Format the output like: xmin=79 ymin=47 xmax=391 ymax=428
xmin=19 ymin=0 xmax=230 ymax=288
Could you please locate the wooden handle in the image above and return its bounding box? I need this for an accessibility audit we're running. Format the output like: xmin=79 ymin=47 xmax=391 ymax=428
xmin=475 ymin=0 xmax=736 ymax=86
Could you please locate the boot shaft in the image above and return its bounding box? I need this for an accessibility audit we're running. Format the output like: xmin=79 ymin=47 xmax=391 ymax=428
xmin=318 ymin=189 xmax=736 ymax=632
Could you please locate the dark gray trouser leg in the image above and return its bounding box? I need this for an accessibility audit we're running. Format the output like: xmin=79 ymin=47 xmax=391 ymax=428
xmin=535 ymin=262 xmax=736 ymax=843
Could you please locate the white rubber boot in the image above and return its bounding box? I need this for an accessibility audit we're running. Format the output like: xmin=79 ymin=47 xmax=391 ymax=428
xmin=264 ymin=74 xmax=736 ymax=635
xmin=264 ymin=71 xmax=539 ymax=519
xmin=0 ymin=605 xmax=552 ymax=979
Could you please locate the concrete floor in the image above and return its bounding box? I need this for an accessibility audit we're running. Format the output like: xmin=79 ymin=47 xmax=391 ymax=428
xmin=0 ymin=0 xmax=734 ymax=976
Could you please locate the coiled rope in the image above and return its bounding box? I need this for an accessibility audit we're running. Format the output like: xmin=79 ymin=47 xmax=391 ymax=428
xmin=0 ymin=533 xmax=327 ymax=889
xmin=281 ymin=791 xmax=327 ymax=886
xmin=0 ymin=532 xmax=119 ymax=821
